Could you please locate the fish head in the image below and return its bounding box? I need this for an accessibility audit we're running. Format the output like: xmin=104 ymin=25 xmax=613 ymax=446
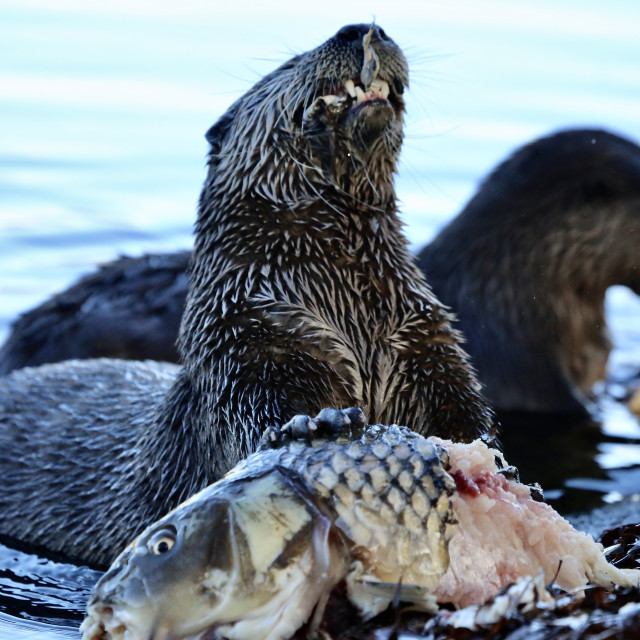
xmin=81 ymin=471 xmax=348 ymax=640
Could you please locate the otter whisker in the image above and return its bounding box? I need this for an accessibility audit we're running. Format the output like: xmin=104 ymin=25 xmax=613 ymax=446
xmin=282 ymin=85 xmax=315 ymax=129
xmin=276 ymin=88 xmax=301 ymax=127
xmin=360 ymin=161 xmax=383 ymax=202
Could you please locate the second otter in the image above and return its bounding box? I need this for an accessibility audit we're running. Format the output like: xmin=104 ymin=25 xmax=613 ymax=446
xmin=418 ymin=129 xmax=640 ymax=414
xmin=0 ymin=25 xmax=494 ymax=567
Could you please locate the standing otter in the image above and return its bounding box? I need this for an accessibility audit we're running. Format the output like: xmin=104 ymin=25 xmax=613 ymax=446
xmin=418 ymin=129 xmax=640 ymax=414
xmin=0 ymin=24 xmax=493 ymax=568
xmin=3 ymin=130 xmax=638 ymax=415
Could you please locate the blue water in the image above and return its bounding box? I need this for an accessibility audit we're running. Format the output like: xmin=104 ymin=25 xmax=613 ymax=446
xmin=1 ymin=1 xmax=640 ymax=638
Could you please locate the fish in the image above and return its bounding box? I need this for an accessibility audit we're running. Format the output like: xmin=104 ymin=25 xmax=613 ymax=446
xmin=360 ymin=23 xmax=380 ymax=90
xmin=81 ymin=409 xmax=640 ymax=640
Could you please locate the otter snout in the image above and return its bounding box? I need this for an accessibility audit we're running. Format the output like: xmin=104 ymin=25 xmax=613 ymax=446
xmin=334 ymin=23 xmax=392 ymax=52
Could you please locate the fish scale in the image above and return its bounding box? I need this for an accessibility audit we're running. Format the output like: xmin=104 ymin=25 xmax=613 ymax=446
xmin=226 ymin=423 xmax=457 ymax=597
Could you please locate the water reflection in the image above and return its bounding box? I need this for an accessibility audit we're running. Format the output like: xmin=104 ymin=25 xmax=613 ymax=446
xmin=0 ymin=616 xmax=77 ymax=640
xmin=500 ymin=397 xmax=640 ymax=514
xmin=0 ymin=542 xmax=98 ymax=639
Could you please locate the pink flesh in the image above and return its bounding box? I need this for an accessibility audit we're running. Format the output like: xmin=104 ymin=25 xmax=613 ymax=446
xmin=432 ymin=439 xmax=608 ymax=608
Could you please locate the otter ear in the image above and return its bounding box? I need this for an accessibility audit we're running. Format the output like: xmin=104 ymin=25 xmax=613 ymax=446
xmin=205 ymin=102 xmax=240 ymax=156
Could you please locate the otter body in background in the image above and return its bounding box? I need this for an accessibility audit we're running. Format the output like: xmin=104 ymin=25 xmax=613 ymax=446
xmin=418 ymin=129 xmax=640 ymax=414
xmin=0 ymin=252 xmax=189 ymax=373
xmin=3 ymin=130 xmax=638 ymax=414
xmin=0 ymin=25 xmax=493 ymax=567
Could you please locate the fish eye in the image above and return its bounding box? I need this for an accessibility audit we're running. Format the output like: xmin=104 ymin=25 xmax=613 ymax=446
xmin=147 ymin=527 xmax=177 ymax=555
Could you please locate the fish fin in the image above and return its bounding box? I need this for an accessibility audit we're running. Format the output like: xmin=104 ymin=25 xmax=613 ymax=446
xmin=346 ymin=561 xmax=436 ymax=618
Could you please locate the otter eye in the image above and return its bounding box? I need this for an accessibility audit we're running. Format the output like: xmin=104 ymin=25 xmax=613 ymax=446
xmin=147 ymin=528 xmax=176 ymax=555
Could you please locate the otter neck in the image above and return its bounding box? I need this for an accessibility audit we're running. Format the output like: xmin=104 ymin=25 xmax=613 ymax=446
xmin=181 ymin=184 xmax=413 ymax=368
xmin=181 ymin=135 xmax=405 ymax=362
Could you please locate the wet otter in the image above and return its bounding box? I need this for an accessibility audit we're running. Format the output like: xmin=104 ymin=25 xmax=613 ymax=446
xmin=0 ymin=24 xmax=493 ymax=568
xmin=418 ymin=128 xmax=640 ymax=414
xmin=3 ymin=130 xmax=638 ymax=414
xmin=0 ymin=252 xmax=189 ymax=372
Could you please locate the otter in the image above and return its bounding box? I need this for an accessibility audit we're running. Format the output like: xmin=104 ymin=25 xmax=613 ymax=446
xmin=3 ymin=130 xmax=639 ymax=414
xmin=0 ymin=24 xmax=494 ymax=568
xmin=0 ymin=252 xmax=189 ymax=373
xmin=418 ymin=128 xmax=640 ymax=414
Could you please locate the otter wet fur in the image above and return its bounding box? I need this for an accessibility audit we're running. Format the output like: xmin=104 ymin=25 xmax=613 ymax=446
xmin=3 ymin=130 xmax=639 ymax=417
xmin=0 ymin=24 xmax=494 ymax=567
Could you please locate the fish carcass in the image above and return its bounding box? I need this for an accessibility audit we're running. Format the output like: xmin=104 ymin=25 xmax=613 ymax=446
xmin=82 ymin=408 xmax=639 ymax=640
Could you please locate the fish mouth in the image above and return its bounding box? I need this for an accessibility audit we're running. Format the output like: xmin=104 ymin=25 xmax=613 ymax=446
xmin=80 ymin=604 xmax=187 ymax=640
xmin=81 ymin=601 xmax=156 ymax=640
xmin=80 ymin=605 xmax=125 ymax=640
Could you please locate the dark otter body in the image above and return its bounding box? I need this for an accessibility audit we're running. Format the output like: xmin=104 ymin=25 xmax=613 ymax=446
xmin=0 ymin=252 xmax=189 ymax=374
xmin=418 ymin=129 xmax=640 ymax=414
xmin=0 ymin=25 xmax=493 ymax=567
xmin=3 ymin=130 xmax=639 ymax=415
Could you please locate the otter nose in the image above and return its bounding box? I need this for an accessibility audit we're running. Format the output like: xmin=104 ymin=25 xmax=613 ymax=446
xmin=335 ymin=23 xmax=390 ymax=44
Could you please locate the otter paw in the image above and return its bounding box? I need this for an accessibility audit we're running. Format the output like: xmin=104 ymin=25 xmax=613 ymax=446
xmin=259 ymin=426 xmax=282 ymax=448
xmin=313 ymin=407 xmax=366 ymax=437
xmin=264 ymin=408 xmax=367 ymax=447
xmin=259 ymin=415 xmax=316 ymax=449
xmin=282 ymin=414 xmax=319 ymax=439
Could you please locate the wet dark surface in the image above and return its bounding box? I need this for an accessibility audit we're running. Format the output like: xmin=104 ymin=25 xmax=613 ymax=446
xmin=0 ymin=543 xmax=98 ymax=639
xmin=500 ymin=395 xmax=640 ymax=515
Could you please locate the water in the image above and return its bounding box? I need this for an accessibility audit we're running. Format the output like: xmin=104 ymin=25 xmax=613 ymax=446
xmin=0 ymin=543 xmax=97 ymax=639
xmin=1 ymin=1 xmax=640 ymax=637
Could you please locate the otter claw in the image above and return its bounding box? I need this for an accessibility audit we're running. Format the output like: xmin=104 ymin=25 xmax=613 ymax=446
xmin=264 ymin=408 xmax=367 ymax=448
xmin=344 ymin=407 xmax=366 ymax=426
xmin=259 ymin=415 xmax=317 ymax=449
xmin=314 ymin=407 xmax=366 ymax=436
xmin=259 ymin=426 xmax=282 ymax=448
xmin=282 ymin=414 xmax=318 ymax=439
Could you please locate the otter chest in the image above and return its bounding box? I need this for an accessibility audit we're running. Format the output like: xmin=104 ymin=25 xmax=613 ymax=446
xmin=253 ymin=261 xmax=431 ymax=422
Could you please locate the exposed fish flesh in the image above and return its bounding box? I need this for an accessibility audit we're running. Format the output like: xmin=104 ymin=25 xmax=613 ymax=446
xmin=81 ymin=409 xmax=639 ymax=640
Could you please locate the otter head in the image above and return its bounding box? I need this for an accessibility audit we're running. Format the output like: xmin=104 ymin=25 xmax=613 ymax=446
xmin=203 ymin=23 xmax=409 ymax=212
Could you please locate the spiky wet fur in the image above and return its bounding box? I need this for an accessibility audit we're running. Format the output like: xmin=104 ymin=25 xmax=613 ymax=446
xmin=0 ymin=25 xmax=493 ymax=567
